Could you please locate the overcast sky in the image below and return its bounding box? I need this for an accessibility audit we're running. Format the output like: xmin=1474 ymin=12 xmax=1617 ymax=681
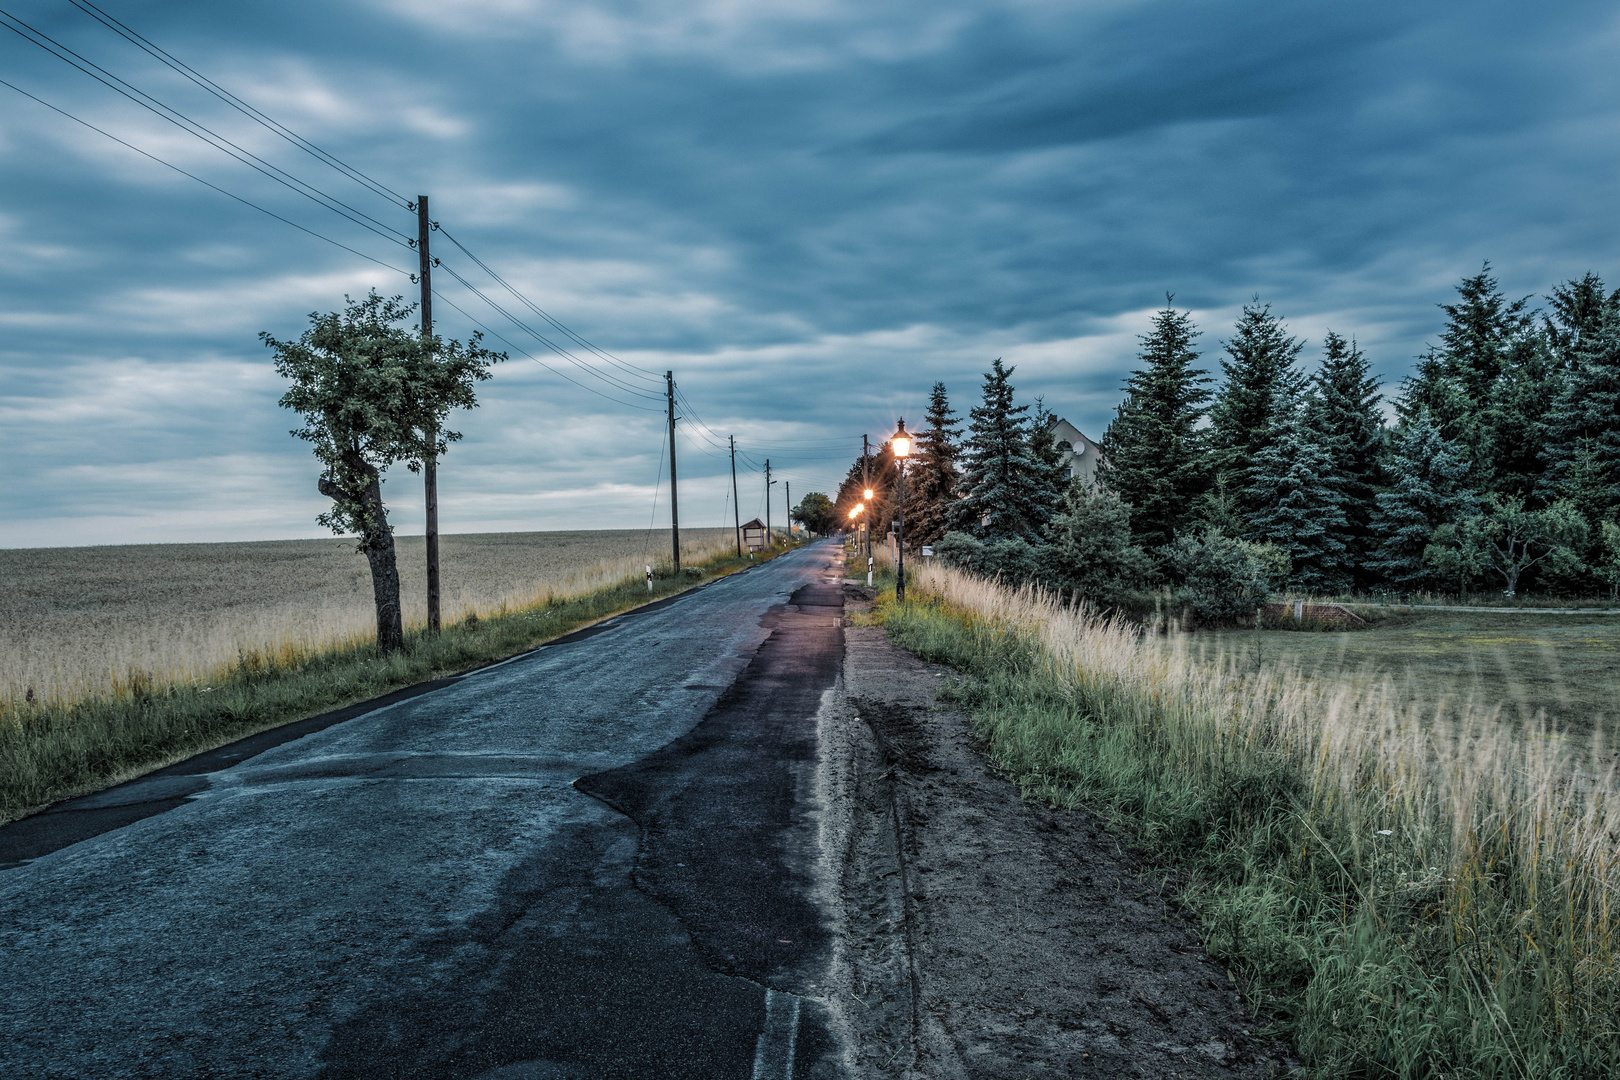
xmin=3 ymin=0 xmax=1618 ymax=548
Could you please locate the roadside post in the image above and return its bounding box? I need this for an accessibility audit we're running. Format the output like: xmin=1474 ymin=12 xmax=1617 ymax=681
xmin=890 ymin=419 xmax=911 ymax=602
xmin=646 ymin=565 xmax=653 ymax=592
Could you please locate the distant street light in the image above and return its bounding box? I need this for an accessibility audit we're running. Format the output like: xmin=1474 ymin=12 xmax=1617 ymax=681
xmin=892 ymin=419 xmax=911 ymax=602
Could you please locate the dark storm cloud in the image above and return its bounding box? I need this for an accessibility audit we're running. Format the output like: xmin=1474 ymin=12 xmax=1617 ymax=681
xmin=2 ymin=0 xmax=1618 ymax=543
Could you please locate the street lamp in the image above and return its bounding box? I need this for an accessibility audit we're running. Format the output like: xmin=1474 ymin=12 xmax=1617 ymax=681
xmin=891 ymin=419 xmax=911 ymax=601
xmin=850 ymin=501 xmax=872 ymax=586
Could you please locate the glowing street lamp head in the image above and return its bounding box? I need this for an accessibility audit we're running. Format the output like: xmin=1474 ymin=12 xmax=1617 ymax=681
xmin=848 ymin=506 xmax=859 ymax=520
xmin=891 ymin=419 xmax=912 ymax=458
xmin=863 ymin=488 xmax=873 ymax=501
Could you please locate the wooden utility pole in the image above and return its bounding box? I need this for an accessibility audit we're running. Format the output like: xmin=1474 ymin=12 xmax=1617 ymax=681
xmin=764 ymin=458 xmax=774 ymax=546
xmin=729 ymin=435 xmax=741 ymax=557
xmin=666 ymin=371 xmax=681 ymax=573
xmin=785 ymin=481 xmax=791 ymax=539
xmin=417 ymin=195 xmax=440 ymax=635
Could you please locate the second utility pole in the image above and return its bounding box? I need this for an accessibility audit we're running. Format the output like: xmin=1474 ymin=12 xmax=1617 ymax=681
xmin=666 ymin=371 xmax=680 ymax=573
xmin=729 ymin=435 xmax=741 ymax=557
xmin=764 ymin=459 xmax=774 ymax=547
xmin=417 ymin=195 xmax=440 ymax=635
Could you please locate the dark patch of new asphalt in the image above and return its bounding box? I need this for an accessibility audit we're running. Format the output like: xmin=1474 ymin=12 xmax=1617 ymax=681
xmin=0 ymin=544 xmax=848 ymax=1079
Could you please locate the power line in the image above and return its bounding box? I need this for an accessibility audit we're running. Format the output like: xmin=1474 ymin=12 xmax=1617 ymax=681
xmin=428 ymin=287 xmax=663 ymax=413
xmin=431 ymin=243 xmax=664 ymax=401
xmin=433 ymin=223 xmax=663 ymax=385
xmin=0 ymin=76 xmax=411 ymax=276
xmin=65 ymin=0 xmax=408 ymax=208
xmin=0 ymin=7 xmax=412 ymax=249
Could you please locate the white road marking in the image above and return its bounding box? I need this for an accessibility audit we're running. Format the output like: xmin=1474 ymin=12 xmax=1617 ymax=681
xmin=752 ymin=988 xmax=802 ymax=1080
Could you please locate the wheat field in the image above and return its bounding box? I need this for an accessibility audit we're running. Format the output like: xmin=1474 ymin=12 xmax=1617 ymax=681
xmin=2 ymin=528 xmax=736 ymax=707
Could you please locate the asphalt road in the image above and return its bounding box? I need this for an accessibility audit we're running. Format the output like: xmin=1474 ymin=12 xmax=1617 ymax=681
xmin=0 ymin=542 xmax=848 ymax=1080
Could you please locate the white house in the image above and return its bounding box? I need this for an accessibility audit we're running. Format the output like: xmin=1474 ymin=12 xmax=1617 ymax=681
xmin=1047 ymin=417 xmax=1101 ymax=485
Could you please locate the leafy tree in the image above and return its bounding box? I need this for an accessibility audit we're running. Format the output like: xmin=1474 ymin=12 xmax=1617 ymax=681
xmin=1426 ymin=495 xmax=1588 ymax=600
xmin=1538 ymin=285 xmax=1620 ymax=529
xmin=791 ymin=492 xmax=837 ymax=536
xmin=1306 ymin=331 xmax=1384 ymax=581
xmin=1207 ymin=299 xmax=1305 ymax=515
xmin=1097 ymin=300 xmax=1211 ymax=549
xmin=1042 ymin=482 xmax=1153 ymax=607
xmin=1244 ymin=391 xmax=1353 ymax=593
xmin=1367 ymin=412 xmax=1474 ymax=592
xmin=907 ymin=381 xmax=962 ymax=547
xmin=950 ymin=359 xmax=1052 ymax=541
xmin=264 ymin=295 xmax=418 ymax=651
xmin=1161 ymin=532 xmax=1279 ymax=626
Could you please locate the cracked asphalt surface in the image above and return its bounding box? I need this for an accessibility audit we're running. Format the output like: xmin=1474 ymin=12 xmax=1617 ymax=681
xmin=0 ymin=542 xmax=847 ymax=1079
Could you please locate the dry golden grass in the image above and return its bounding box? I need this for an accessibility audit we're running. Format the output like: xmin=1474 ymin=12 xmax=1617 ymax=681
xmin=891 ymin=562 xmax=1619 ymax=1073
xmin=2 ymin=528 xmax=735 ymax=707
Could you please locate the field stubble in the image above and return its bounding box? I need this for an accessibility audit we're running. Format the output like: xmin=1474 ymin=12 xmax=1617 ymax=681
xmin=2 ymin=528 xmax=734 ymax=708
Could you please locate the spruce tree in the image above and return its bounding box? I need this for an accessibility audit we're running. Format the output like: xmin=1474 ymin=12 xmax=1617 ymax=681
xmin=1398 ymin=263 xmax=1536 ymax=485
xmin=1097 ymin=301 xmax=1211 ymax=550
xmin=1245 ymin=389 xmax=1353 ymax=593
xmin=907 ymin=381 xmax=962 ymax=547
xmin=1367 ymin=411 xmax=1473 ymax=592
xmin=1207 ymin=300 xmax=1306 ymax=516
xmin=950 ymin=359 xmax=1050 ymax=541
xmin=1539 ymin=293 xmax=1620 ymax=529
xmin=1030 ymin=396 xmax=1074 ymax=516
xmin=1306 ymin=331 xmax=1384 ymax=584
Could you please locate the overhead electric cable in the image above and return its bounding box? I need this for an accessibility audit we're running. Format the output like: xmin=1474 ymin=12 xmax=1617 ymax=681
xmin=65 ymin=0 xmax=408 ymax=208
xmin=0 ymin=76 xmax=410 ymax=275
xmin=432 ymin=223 xmax=663 ymax=383
xmin=0 ymin=8 xmax=412 ymax=248
xmin=434 ymin=260 xmax=664 ymax=403
xmin=428 ymin=286 xmax=663 ymax=412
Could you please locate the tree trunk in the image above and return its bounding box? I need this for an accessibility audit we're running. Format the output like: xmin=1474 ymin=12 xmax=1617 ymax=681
xmin=360 ymin=471 xmax=405 ymax=652
xmin=321 ymin=468 xmax=405 ymax=653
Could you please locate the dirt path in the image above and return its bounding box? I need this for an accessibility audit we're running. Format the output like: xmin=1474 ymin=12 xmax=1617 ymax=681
xmin=818 ymin=597 xmax=1294 ymax=1078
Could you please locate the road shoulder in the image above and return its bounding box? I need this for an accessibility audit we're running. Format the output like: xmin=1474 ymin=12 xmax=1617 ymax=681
xmin=822 ymin=591 xmax=1292 ymax=1078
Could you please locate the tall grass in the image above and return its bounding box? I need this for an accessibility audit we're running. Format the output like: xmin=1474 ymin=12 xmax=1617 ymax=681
xmin=882 ymin=562 xmax=1619 ymax=1079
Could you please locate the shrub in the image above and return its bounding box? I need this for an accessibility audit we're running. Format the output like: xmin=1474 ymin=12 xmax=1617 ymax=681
xmin=1160 ymin=531 xmax=1278 ymax=625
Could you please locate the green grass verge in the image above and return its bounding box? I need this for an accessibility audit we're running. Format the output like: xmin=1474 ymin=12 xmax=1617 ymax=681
xmin=880 ymin=589 xmax=1618 ymax=1080
xmin=0 ymin=548 xmax=786 ymax=823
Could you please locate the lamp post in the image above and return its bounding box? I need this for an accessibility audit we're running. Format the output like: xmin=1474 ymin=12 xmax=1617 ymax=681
xmin=849 ymin=501 xmax=871 ymax=586
xmin=891 ymin=419 xmax=912 ymax=602
xmin=862 ymin=486 xmax=874 ymax=560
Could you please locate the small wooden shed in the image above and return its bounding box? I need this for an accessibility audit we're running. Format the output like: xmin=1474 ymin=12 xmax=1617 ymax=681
xmin=741 ymin=517 xmax=768 ymax=552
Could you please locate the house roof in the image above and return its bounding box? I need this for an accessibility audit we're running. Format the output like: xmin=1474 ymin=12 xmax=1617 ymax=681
xmin=739 ymin=518 xmax=766 ymax=530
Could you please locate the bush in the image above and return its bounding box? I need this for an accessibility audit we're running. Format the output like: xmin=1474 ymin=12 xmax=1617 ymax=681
xmin=932 ymin=532 xmax=1043 ymax=585
xmin=1044 ymin=483 xmax=1155 ymax=607
xmin=1160 ymin=531 xmax=1278 ymax=625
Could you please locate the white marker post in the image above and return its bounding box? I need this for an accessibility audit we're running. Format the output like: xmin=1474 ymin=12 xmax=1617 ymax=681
xmin=867 ymin=556 xmax=873 ymax=588
xmin=646 ymin=565 xmax=654 ymax=592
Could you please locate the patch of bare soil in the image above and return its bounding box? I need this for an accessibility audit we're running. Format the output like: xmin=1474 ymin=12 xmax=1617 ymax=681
xmin=820 ymin=592 xmax=1294 ymax=1078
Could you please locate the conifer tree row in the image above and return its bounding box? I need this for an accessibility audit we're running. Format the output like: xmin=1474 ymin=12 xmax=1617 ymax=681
xmin=837 ymin=262 xmax=1620 ymax=609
